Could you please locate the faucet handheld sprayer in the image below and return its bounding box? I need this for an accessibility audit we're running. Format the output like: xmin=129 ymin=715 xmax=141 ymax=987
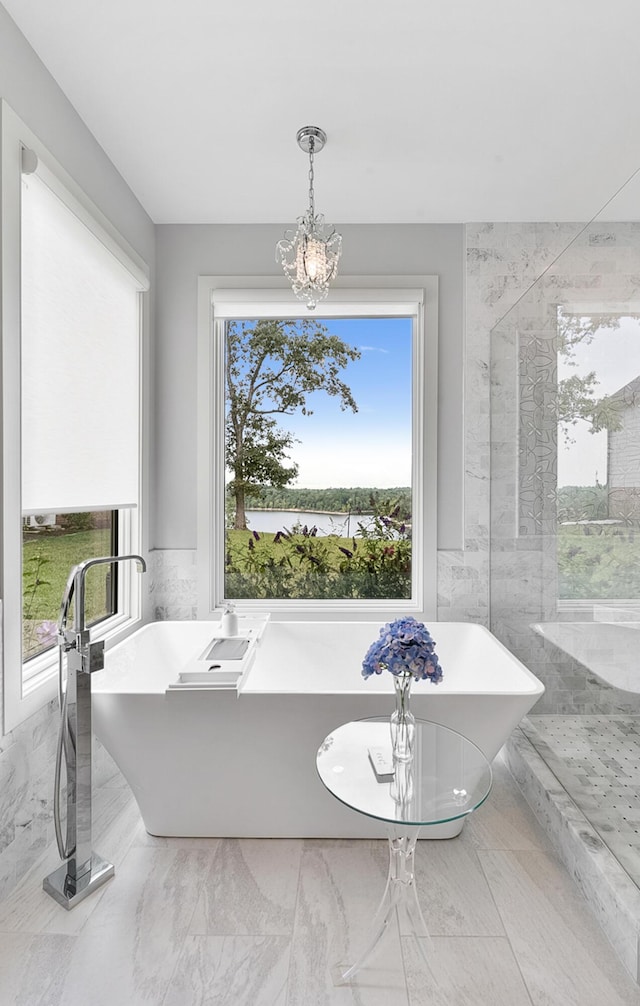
xmin=45 ymin=554 xmax=146 ymax=910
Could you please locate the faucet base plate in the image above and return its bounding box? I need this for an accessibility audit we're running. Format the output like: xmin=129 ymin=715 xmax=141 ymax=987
xmin=43 ymin=852 xmax=114 ymax=910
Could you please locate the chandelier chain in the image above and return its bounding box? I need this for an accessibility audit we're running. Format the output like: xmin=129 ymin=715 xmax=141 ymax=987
xmin=308 ymin=139 xmax=315 ymax=218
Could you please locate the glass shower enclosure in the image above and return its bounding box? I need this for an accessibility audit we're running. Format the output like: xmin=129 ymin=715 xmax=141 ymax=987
xmin=489 ymin=169 xmax=640 ymax=975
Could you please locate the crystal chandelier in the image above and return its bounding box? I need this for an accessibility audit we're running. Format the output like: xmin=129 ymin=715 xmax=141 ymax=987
xmin=276 ymin=126 xmax=342 ymax=311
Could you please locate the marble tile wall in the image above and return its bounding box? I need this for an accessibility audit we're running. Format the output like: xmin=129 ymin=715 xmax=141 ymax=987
xmin=148 ymin=548 xmax=198 ymax=621
xmin=488 ymin=223 xmax=640 ymax=711
xmin=0 ymin=594 xmax=133 ymax=905
xmin=432 ymin=225 xmax=565 ymax=624
xmin=0 ymin=691 xmax=127 ymax=905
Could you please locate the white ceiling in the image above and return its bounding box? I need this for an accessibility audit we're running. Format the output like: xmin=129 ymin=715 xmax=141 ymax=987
xmin=4 ymin=0 xmax=640 ymax=224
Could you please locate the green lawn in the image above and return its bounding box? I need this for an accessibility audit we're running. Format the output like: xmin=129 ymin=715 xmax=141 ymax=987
xmin=22 ymin=527 xmax=114 ymax=659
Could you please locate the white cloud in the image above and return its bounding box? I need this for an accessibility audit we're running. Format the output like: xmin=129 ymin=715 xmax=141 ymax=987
xmin=358 ymin=345 xmax=389 ymax=353
xmin=290 ymin=436 xmax=411 ymax=488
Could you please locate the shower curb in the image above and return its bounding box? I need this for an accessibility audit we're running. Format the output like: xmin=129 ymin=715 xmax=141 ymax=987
xmin=503 ymin=722 xmax=640 ymax=985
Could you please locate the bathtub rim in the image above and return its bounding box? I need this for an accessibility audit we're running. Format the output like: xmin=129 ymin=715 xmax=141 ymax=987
xmin=94 ymin=618 xmax=545 ymax=699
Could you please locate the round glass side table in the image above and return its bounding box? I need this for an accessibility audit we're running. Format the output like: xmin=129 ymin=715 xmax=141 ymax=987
xmin=316 ymin=716 xmax=492 ymax=985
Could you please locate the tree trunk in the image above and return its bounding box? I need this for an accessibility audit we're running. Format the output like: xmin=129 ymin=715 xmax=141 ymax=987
xmin=234 ymin=484 xmax=247 ymax=530
xmin=232 ymin=440 xmax=248 ymax=530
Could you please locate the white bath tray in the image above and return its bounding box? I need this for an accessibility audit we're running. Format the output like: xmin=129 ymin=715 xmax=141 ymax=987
xmin=201 ymin=637 xmax=250 ymax=661
xmin=165 ymin=614 xmax=270 ymax=693
xmin=168 ymin=668 xmax=243 ymax=689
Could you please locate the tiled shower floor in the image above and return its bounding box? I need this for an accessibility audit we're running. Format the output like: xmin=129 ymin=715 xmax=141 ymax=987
xmin=524 ymin=715 xmax=640 ymax=891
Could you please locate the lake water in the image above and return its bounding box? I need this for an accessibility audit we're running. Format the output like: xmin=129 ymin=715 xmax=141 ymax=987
xmin=243 ymin=509 xmax=377 ymax=538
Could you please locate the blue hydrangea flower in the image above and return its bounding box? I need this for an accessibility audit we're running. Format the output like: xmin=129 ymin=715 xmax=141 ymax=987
xmin=361 ymin=616 xmax=443 ymax=683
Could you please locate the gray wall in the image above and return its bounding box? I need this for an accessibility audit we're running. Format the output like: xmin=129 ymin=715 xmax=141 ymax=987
xmin=0 ymin=4 xmax=155 ymax=266
xmin=154 ymin=223 xmax=465 ymax=551
xmin=0 ymin=2 xmax=155 ymax=899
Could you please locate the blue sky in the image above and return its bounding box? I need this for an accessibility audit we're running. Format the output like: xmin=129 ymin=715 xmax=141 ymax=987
xmin=230 ymin=317 xmax=413 ymax=489
xmin=280 ymin=316 xmax=413 ymax=487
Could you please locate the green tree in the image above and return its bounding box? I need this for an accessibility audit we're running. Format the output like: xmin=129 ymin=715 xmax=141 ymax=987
xmin=225 ymin=319 xmax=361 ymax=529
xmin=557 ymin=312 xmax=626 ymax=445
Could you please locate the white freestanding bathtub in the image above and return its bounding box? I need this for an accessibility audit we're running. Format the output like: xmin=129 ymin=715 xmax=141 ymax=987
xmin=92 ymin=619 xmax=544 ymax=839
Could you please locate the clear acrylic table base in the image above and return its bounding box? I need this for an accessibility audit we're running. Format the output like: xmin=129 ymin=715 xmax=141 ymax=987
xmin=332 ymin=825 xmax=435 ymax=986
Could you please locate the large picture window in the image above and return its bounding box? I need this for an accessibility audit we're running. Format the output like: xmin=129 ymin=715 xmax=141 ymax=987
xmin=197 ymin=279 xmax=438 ymax=618
xmin=223 ymin=315 xmax=413 ymax=601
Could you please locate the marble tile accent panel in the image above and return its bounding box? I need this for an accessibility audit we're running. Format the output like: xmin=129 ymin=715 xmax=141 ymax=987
xmin=163 ymin=935 xmax=290 ymax=1006
xmin=190 ymin=838 xmax=302 ymax=936
xmin=436 ymin=550 xmax=488 ymax=625
xmin=47 ymin=846 xmax=211 ymax=1006
xmin=0 ymin=703 xmax=60 ymax=902
xmin=287 ymin=841 xmax=408 ymax=1005
xmin=149 ymin=547 xmax=198 ymax=620
xmin=403 ymin=936 xmax=533 ymax=1006
xmin=504 ymin=726 xmax=640 ymax=983
xmin=412 ymin=838 xmax=504 ymax=937
xmin=0 ymin=690 xmax=130 ymax=906
xmin=479 ymin=848 xmax=640 ymax=1005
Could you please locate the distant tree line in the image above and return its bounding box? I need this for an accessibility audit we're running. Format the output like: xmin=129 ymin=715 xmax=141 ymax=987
xmin=239 ymin=486 xmax=412 ymax=514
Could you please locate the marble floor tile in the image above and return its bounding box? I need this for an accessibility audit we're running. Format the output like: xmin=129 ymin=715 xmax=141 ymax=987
xmin=0 ymin=933 xmax=75 ymax=1005
xmin=286 ymin=842 xmax=409 ymax=1006
xmin=0 ymin=793 xmax=141 ymax=935
xmin=163 ymin=934 xmax=290 ymax=1006
xmin=413 ymin=839 xmax=504 ymax=937
xmin=190 ymin=839 xmax=302 ymax=936
xmin=462 ymin=756 xmax=552 ymax=853
xmin=403 ymin=936 xmax=533 ymax=1006
xmin=45 ymin=847 xmax=212 ymax=1006
xmin=479 ymin=849 xmax=640 ymax=1005
xmin=2 ymin=754 xmax=640 ymax=1003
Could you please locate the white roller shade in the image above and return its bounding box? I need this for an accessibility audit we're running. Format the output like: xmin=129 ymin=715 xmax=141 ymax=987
xmin=21 ymin=171 xmax=142 ymax=515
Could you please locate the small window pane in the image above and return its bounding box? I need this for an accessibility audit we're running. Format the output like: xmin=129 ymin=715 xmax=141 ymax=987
xmin=22 ymin=510 xmax=116 ymax=663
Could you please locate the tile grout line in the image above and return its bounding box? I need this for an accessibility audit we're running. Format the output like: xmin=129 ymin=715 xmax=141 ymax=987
xmin=474 ymin=847 xmax=536 ymax=1006
xmin=282 ymin=840 xmax=306 ymax=1006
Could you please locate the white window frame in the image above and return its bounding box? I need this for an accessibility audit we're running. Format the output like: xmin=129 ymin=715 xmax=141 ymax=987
xmin=197 ymin=275 xmax=438 ymax=621
xmin=1 ymin=102 xmax=151 ymax=734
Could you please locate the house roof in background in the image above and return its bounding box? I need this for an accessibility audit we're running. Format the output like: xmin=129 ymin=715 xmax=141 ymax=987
xmin=3 ymin=0 xmax=640 ymax=224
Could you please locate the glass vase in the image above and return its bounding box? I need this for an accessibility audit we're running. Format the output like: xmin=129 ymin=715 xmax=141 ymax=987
xmin=390 ymin=673 xmax=415 ymax=763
